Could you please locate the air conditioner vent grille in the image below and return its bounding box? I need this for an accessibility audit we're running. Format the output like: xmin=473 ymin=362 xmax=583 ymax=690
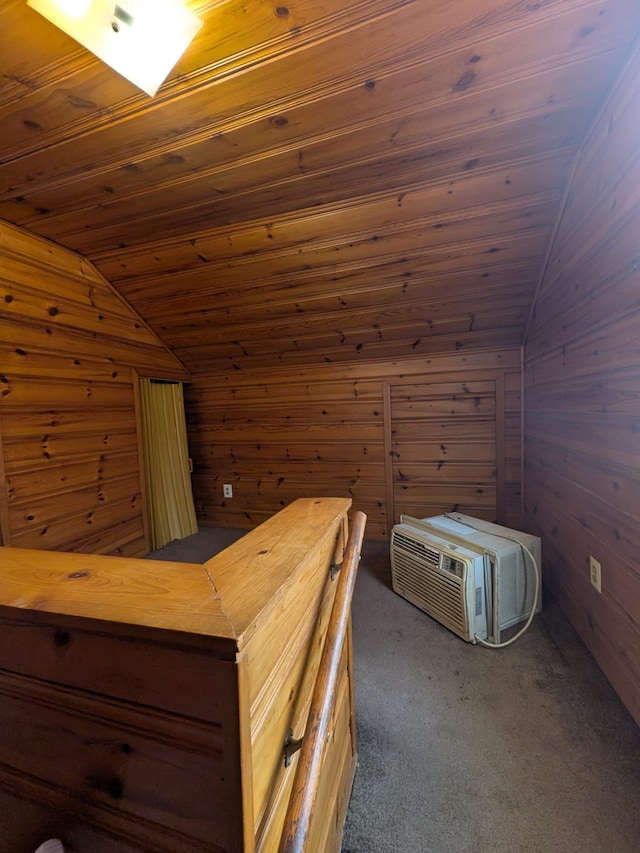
xmin=393 ymin=531 xmax=441 ymax=569
xmin=391 ymin=532 xmax=469 ymax=638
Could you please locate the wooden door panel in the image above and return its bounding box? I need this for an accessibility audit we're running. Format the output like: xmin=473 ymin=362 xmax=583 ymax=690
xmin=389 ymin=441 xmax=496 ymax=462
xmin=394 ymin=462 xmax=496 ymax=483
xmin=389 ymin=380 xmax=497 ymax=525
xmin=391 ymin=419 xmax=496 ymax=442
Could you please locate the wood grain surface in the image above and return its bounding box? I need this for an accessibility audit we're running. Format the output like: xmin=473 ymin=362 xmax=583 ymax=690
xmin=0 ymin=1 xmax=638 ymax=372
xmin=524 ymin=48 xmax=640 ymax=727
xmin=186 ymin=350 xmax=523 ymax=536
xmin=0 ymin=499 xmax=356 ymax=851
xmin=0 ymin=222 xmax=186 ymax=555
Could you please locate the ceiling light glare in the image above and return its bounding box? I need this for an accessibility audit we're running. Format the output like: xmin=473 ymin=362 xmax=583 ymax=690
xmin=28 ymin=0 xmax=203 ymax=96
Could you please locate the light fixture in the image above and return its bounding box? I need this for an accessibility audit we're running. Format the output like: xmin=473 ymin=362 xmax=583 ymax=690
xmin=27 ymin=0 xmax=203 ymax=97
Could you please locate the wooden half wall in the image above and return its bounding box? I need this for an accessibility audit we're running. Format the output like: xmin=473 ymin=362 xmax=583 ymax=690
xmin=523 ymin=51 xmax=640 ymax=725
xmin=0 ymin=221 xmax=188 ymax=556
xmin=186 ymin=348 xmax=522 ymax=538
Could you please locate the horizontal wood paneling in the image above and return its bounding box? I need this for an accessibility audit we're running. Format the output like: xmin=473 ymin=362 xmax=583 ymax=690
xmin=524 ymin=49 xmax=640 ymax=726
xmin=0 ymin=220 xmax=188 ymax=555
xmin=2 ymin=2 xmax=627 ymax=227
xmin=389 ymin=379 xmax=498 ymax=523
xmin=186 ymin=349 xmax=522 ymax=538
xmin=1 ymin=2 xmax=638 ymax=377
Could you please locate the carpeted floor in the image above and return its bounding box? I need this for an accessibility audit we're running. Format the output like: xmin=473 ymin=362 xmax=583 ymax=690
xmin=150 ymin=529 xmax=640 ymax=853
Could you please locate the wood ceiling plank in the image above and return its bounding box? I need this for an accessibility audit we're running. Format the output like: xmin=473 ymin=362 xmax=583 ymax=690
xmin=0 ymin=0 xmax=469 ymax=177
xmin=2 ymin=0 xmax=639 ymax=374
xmin=191 ymin=349 xmax=521 ymax=384
xmin=171 ymin=306 xmax=527 ymax=355
xmin=121 ymin=234 xmax=549 ymax=328
xmin=163 ymin=304 xmax=530 ymax=354
xmin=0 ymin=0 xmax=628 ymax=207
xmin=0 ymin=0 xmax=401 ymax=148
xmin=95 ymin=152 xmax=568 ymax=292
xmin=0 ymin=0 xmax=96 ymax=104
xmin=0 ymin=28 xmax=615 ymax=228
xmin=1 ymin=92 xmax=584 ymax=236
xmin=176 ymin=327 xmax=525 ymax=372
xmin=110 ymin=191 xmax=559 ymax=315
xmin=2 ymin=100 xmax=614 ymax=263
xmin=146 ymin=264 xmax=535 ymax=327
xmin=153 ymin=281 xmax=535 ymax=340
xmin=158 ymin=304 xmax=533 ymax=357
xmin=118 ymin=254 xmax=537 ymax=326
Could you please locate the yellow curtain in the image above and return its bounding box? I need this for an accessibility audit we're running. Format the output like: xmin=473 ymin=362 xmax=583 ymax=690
xmin=139 ymin=378 xmax=198 ymax=551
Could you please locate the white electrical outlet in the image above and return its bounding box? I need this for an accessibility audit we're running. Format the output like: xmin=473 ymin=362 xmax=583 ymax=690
xmin=590 ymin=556 xmax=602 ymax=593
xmin=223 ymin=483 xmax=233 ymax=498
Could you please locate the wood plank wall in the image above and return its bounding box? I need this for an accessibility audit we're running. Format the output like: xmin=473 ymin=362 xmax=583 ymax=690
xmin=0 ymin=221 xmax=188 ymax=556
xmin=524 ymin=51 xmax=640 ymax=726
xmin=186 ymin=348 xmax=522 ymax=539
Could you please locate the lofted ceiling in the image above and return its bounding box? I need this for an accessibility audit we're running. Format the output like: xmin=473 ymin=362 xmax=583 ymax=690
xmin=1 ymin=0 xmax=639 ymax=374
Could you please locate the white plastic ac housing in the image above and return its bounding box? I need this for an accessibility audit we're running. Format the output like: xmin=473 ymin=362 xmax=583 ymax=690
xmin=390 ymin=513 xmax=541 ymax=644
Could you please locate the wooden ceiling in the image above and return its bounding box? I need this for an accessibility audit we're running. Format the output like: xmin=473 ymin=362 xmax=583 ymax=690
xmin=1 ymin=0 xmax=638 ymax=374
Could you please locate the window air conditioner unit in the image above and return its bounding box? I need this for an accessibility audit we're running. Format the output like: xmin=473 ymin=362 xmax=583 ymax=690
xmin=390 ymin=513 xmax=541 ymax=644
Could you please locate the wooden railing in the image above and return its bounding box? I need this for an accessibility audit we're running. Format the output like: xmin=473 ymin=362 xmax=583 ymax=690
xmin=278 ymin=510 xmax=367 ymax=853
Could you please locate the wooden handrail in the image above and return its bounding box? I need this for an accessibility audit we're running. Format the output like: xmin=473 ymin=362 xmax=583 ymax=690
xmin=278 ymin=510 xmax=367 ymax=853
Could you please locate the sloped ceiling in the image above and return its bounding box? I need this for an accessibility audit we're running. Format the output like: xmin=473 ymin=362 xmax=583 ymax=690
xmin=1 ymin=0 xmax=638 ymax=373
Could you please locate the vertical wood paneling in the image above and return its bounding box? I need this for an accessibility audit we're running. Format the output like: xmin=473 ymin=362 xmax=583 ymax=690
xmin=0 ymin=220 xmax=188 ymax=556
xmin=186 ymin=350 xmax=522 ymax=539
xmin=524 ymin=52 xmax=640 ymax=725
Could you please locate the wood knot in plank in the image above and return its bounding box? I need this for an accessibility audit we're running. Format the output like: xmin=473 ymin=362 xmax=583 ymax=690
xmin=452 ymin=70 xmax=475 ymax=92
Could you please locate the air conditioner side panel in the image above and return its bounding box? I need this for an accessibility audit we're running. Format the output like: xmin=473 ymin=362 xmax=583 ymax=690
xmin=496 ymin=541 xmax=542 ymax=631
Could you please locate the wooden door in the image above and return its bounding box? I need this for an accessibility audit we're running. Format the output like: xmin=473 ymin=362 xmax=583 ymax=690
xmin=385 ymin=379 xmax=499 ymax=526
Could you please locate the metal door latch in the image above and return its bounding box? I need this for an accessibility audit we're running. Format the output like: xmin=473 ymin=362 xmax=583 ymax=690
xmin=283 ymin=728 xmax=303 ymax=767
